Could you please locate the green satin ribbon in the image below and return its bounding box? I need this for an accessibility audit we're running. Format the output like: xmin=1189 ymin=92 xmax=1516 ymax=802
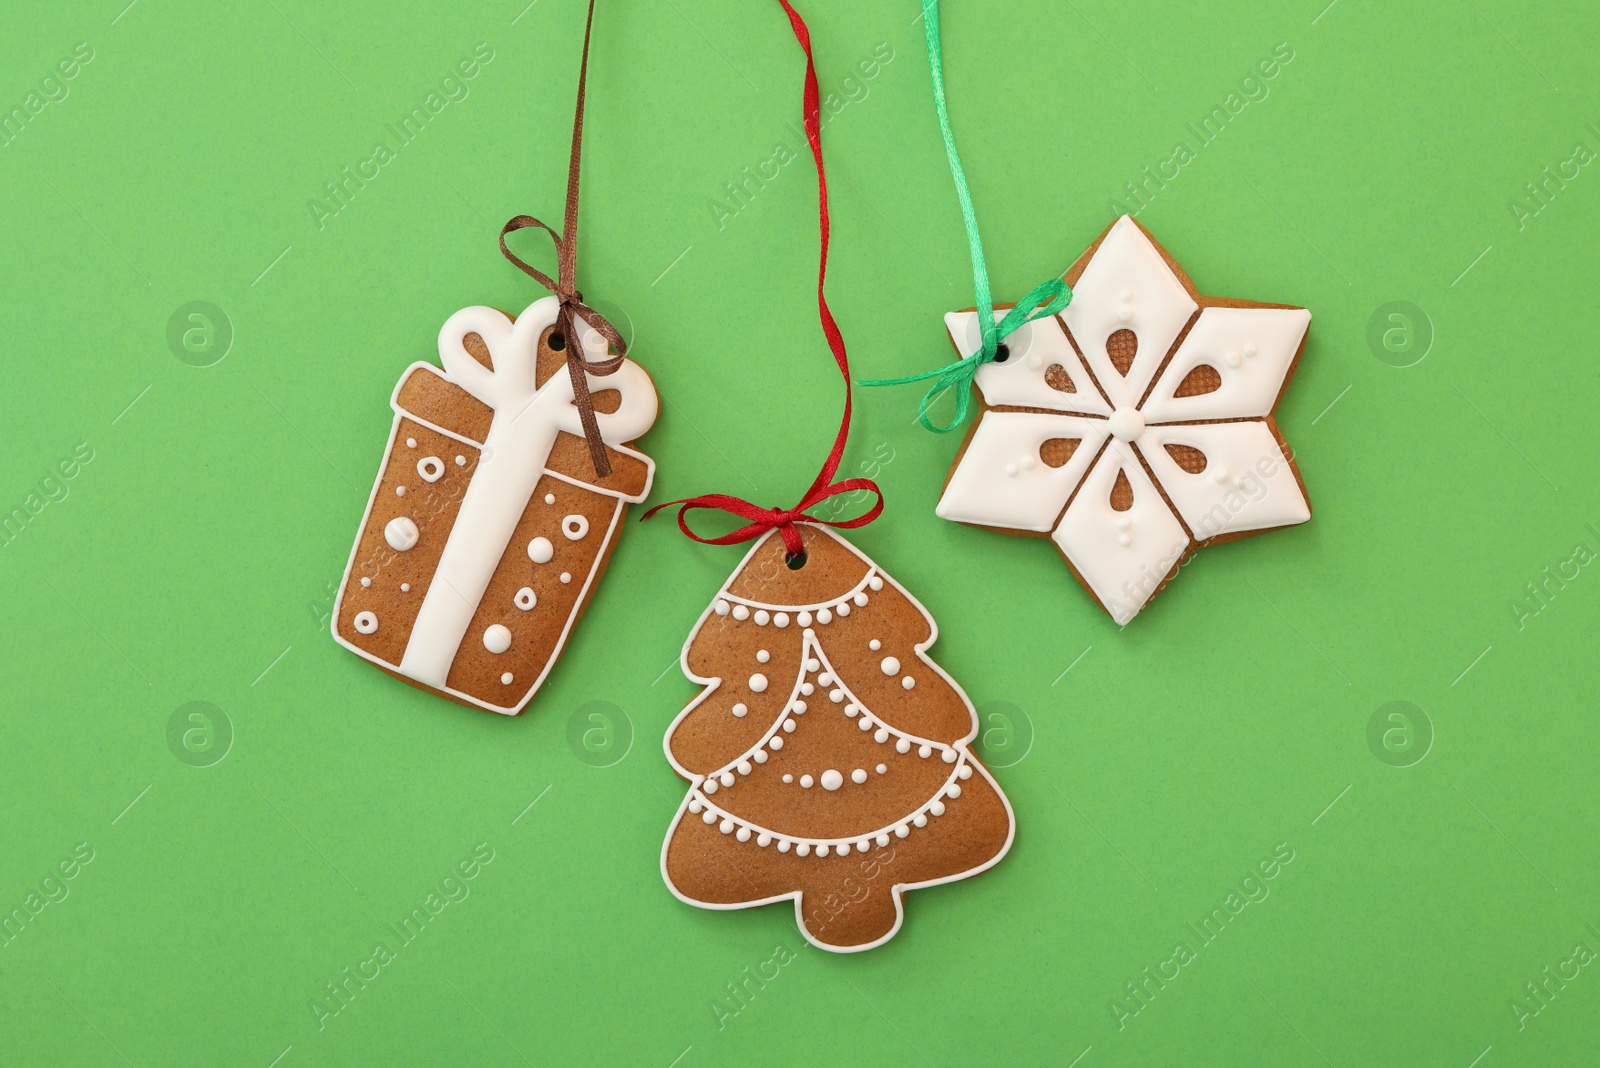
xmin=862 ymin=0 xmax=1072 ymax=433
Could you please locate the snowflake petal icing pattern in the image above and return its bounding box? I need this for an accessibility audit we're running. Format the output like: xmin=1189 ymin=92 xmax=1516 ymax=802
xmin=936 ymin=216 xmax=1312 ymax=625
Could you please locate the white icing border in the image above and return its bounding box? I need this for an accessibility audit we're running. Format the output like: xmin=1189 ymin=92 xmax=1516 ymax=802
xmin=658 ymin=527 xmax=1016 ymax=954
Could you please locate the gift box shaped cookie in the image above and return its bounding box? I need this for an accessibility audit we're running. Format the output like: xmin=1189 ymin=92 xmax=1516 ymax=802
xmin=332 ymin=295 xmax=658 ymax=715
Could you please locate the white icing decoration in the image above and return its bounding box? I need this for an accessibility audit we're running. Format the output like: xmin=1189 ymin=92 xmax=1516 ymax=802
xmin=733 ymin=605 xmax=750 ymax=621
xmin=869 ymin=639 xmax=881 ymax=651
xmin=936 ymin=217 xmax=1311 ymax=623
xmin=876 ymin=764 xmax=887 ymax=774
xmin=384 ymin=516 xmax=419 ymax=551
xmin=514 ymin=587 xmax=537 ymax=610
xmin=561 ymin=514 xmax=589 ymax=541
xmin=901 ymin=676 xmax=915 ymax=690
xmin=374 ymin=296 xmax=656 ymax=700
xmin=360 ymin=577 xmax=371 ymax=588
xmin=395 ymin=486 xmax=406 ymax=496
xmin=417 ymin=456 xmax=445 ymax=483
xmin=851 ymin=769 xmax=867 ymax=784
xmin=714 ymin=599 xmax=730 ymax=616
xmin=559 ymin=572 xmax=571 ymax=584
xmin=456 ymin=455 xmax=467 ymax=466
xmin=783 ymin=774 xmax=793 ymax=783
xmin=501 ymin=672 xmax=513 ymax=684
xmin=482 ymin=624 xmax=512 ymax=654
xmin=401 ymin=583 xmax=410 ymax=592
xmin=880 ymin=656 xmax=900 ymax=676
xmin=732 ymin=703 xmax=747 ymax=718
xmin=353 ymin=611 xmax=378 ymax=634
xmin=1052 ymin=441 xmax=1189 ymax=625
xmin=816 ymin=608 xmax=832 ymax=625
xmin=800 ymin=775 xmax=814 ymax=788
xmin=820 ymin=769 xmax=843 ymax=791
xmin=755 ymin=610 xmax=770 ymax=625
xmin=798 ymin=611 xmax=813 ymax=626
xmin=749 ymin=674 xmax=768 ymax=693
xmin=774 ymin=613 xmax=790 ymax=628
xmin=406 ymin=437 xmax=417 ymax=448
xmin=527 ymin=537 xmax=554 ymax=564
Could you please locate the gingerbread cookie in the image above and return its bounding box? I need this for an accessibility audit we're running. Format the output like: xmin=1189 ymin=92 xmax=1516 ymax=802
xmin=332 ymin=295 xmax=658 ymax=714
xmin=937 ymin=216 xmax=1312 ymax=624
xmin=661 ymin=527 xmax=1014 ymax=952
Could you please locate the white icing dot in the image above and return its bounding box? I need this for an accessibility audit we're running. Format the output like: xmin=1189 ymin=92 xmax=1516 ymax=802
xmin=396 ymin=486 xmax=406 ymax=496
xmin=384 ymin=516 xmax=419 ymax=551
xmin=359 ymin=576 xmax=371 ymax=588
xmin=836 ymin=602 xmax=850 ymax=617
xmin=876 ymin=833 xmax=890 ymax=847
xmin=688 ymin=800 xmax=703 ymax=814
xmin=913 ymin=814 xmax=928 ymax=828
xmin=869 ymin=639 xmax=881 ymax=651
xmin=1118 ymin=303 xmax=1134 ymax=323
xmin=1226 ymin=351 xmax=1242 ymax=368
xmin=806 ymin=658 xmax=821 ymax=672
xmin=752 ymin=749 xmax=767 ymax=764
xmin=948 ymin=783 xmax=962 ymax=798
xmin=702 ymin=807 xmax=717 ymax=821
xmin=1119 ymin=288 xmax=1133 ymax=301
xmin=501 ymin=672 xmax=513 ymax=685
xmin=353 ymin=611 xmax=378 ymax=634
xmin=798 ymin=611 xmax=813 ymax=626
xmin=456 ymin=455 xmax=467 ymax=466
xmin=820 ymin=769 xmax=843 ymax=791
xmin=703 ymin=779 xmax=717 ymax=795
xmin=731 ymin=703 xmax=747 ymax=718
xmin=857 ymin=717 xmax=873 ymax=731
xmin=851 ymin=768 xmax=867 ymax=784
xmin=714 ymin=599 xmax=730 ymax=616
xmin=880 ymin=656 xmax=900 ymax=676
xmin=958 ymin=764 xmax=973 ymax=779
xmin=1005 ymin=463 xmax=1019 ymax=477
xmin=800 ymin=844 xmax=814 ymax=857
xmin=736 ymin=760 xmax=752 ymax=776
xmin=896 ymin=738 xmax=910 ymax=754
xmin=853 ymin=592 xmax=868 ymax=607
xmin=930 ymin=800 xmax=946 ymax=817
xmin=719 ymin=772 xmax=734 ymax=787
xmin=544 ymin=493 xmax=555 ymax=504
xmin=561 ymin=514 xmax=589 ymax=541
xmin=736 ymin=827 xmax=751 ymax=843
xmin=779 ymin=840 xmax=792 ymax=853
xmin=800 ymin=683 xmax=815 ymax=696
xmin=400 ymin=583 xmax=410 ymax=592
xmin=1119 ymin=534 xmax=1132 ymax=547
xmin=754 ymin=610 xmax=770 ymax=626
xmin=817 ymin=608 xmax=832 ymax=624
xmin=757 ymin=834 xmax=771 ymax=847
xmin=829 ymin=688 xmax=845 ymax=704
xmin=733 ymin=605 xmax=750 ymax=621
xmin=857 ymin=841 xmax=870 ymax=853
xmin=876 ymin=764 xmax=887 ymax=774
xmin=902 ymin=676 xmax=915 ymax=691
xmin=874 ymin=728 xmax=889 ymax=743
xmin=783 ymin=774 xmax=794 ymax=784
xmin=844 ymin=704 xmax=859 ymax=718
xmin=756 ymin=649 xmax=770 ymax=663
xmin=894 ymin=825 xmax=909 ymax=839
xmin=768 ymin=736 xmax=783 ymax=751
xmin=406 ymin=437 xmax=417 ymax=448
xmin=1117 ymin=516 xmax=1132 ymax=531
xmin=749 ymin=673 xmax=768 ymax=693
xmin=818 ymin=672 xmax=834 ymax=686
xmin=942 ymin=748 xmax=957 ymax=763
xmin=1244 ymin=342 xmax=1258 ymax=358
xmin=774 ymin=613 xmax=790 ymax=628
xmin=782 ymin=719 xmax=796 ymax=733
xmin=918 ymin=745 xmax=932 ymax=758
xmin=483 ymin=624 xmax=512 ymax=654
xmin=791 ymin=700 xmax=807 ymax=714
xmin=800 ymin=775 xmax=814 ymax=788
xmin=515 ymin=587 xmax=537 ymax=610
xmin=719 ymin=818 xmax=734 ymax=834
xmin=559 ymin=572 xmax=571 ymax=584
xmin=527 ymin=537 xmax=554 ymax=564
xmin=869 ymin=576 xmax=883 ymax=590
xmin=416 ymin=456 xmax=444 ymax=482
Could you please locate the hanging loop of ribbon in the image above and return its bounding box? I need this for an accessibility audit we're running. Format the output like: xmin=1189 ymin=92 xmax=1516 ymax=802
xmin=499 ymin=0 xmax=624 ymax=479
xmin=860 ymin=0 xmax=1072 ymax=433
xmin=643 ymin=0 xmax=882 ymax=561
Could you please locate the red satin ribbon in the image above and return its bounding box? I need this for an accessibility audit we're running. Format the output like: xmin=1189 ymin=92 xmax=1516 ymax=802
xmin=643 ymin=0 xmax=883 ymax=559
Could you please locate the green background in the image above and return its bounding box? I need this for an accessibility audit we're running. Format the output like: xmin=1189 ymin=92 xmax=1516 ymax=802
xmin=3 ymin=0 xmax=1596 ymax=1063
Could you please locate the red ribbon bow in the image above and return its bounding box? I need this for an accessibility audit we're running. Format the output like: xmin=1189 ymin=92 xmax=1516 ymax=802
xmin=644 ymin=0 xmax=882 ymax=559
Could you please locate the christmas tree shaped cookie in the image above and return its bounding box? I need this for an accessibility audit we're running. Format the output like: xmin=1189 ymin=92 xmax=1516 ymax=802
xmin=661 ymin=528 xmax=1014 ymax=952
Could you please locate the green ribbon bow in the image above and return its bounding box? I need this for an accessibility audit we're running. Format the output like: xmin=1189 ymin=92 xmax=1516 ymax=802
xmin=862 ymin=0 xmax=1072 ymax=433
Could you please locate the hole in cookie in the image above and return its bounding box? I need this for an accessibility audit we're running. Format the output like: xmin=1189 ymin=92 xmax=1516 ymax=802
xmin=1175 ymin=363 xmax=1222 ymax=397
xmin=463 ymin=332 xmax=493 ymax=371
xmin=992 ymin=342 xmax=1011 ymax=364
xmin=1164 ymin=443 xmax=1208 ymax=474
xmin=785 ymin=551 xmax=808 ymax=571
xmin=1110 ymin=469 xmax=1134 ymax=511
xmin=591 ymin=389 xmax=621 ymax=414
xmin=1039 ymin=437 xmax=1080 ymax=469
xmin=1043 ymin=364 xmax=1076 ymax=393
xmin=548 ymin=331 xmax=567 ymax=352
xmin=1106 ymin=328 xmax=1138 ymax=376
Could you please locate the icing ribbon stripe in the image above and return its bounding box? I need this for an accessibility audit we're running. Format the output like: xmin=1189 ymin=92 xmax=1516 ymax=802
xmin=643 ymin=0 xmax=882 ymax=559
xmin=859 ymin=0 xmax=1072 ymax=433
xmin=498 ymin=0 xmax=625 ymax=478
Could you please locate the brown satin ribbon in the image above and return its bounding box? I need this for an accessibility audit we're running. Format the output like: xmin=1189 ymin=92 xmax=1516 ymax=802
xmin=499 ymin=0 xmax=624 ymax=479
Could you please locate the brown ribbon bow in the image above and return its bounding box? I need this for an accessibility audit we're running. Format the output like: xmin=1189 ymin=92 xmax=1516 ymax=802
xmin=499 ymin=0 xmax=624 ymax=479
